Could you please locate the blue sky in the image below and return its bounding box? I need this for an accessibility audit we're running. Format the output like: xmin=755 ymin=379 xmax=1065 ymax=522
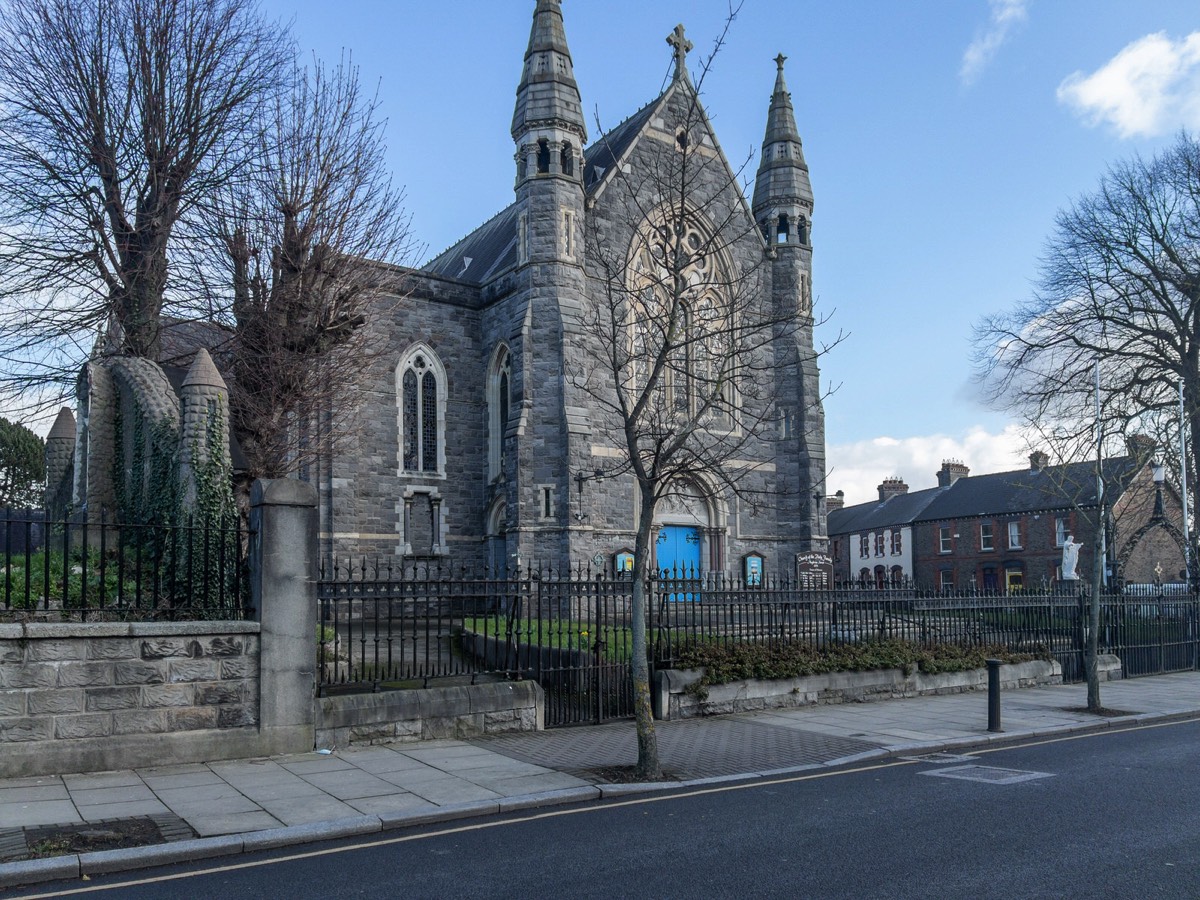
xmin=263 ymin=0 xmax=1200 ymax=504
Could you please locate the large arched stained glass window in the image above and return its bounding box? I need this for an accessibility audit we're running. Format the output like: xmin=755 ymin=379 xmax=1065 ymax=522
xmin=397 ymin=345 xmax=446 ymax=475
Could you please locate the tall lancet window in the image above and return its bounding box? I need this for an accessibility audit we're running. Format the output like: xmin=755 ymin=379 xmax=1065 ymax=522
xmin=397 ymin=345 xmax=446 ymax=475
xmin=487 ymin=345 xmax=512 ymax=482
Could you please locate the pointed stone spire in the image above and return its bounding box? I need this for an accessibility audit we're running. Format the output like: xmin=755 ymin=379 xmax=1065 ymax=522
xmin=511 ymin=0 xmax=586 ymax=144
xmin=48 ymin=407 xmax=76 ymax=442
xmin=182 ymin=348 xmax=226 ymax=391
xmin=752 ymin=54 xmax=813 ymax=225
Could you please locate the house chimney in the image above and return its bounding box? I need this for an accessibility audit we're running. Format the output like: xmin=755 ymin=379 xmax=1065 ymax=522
xmin=825 ymin=490 xmax=845 ymax=512
xmin=1029 ymin=450 xmax=1049 ymax=471
xmin=877 ymin=477 xmax=908 ymax=502
xmin=936 ymin=459 xmax=969 ymax=488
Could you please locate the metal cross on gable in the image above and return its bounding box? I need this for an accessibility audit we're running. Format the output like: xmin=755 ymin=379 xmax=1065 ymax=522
xmin=667 ymin=23 xmax=692 ymax=81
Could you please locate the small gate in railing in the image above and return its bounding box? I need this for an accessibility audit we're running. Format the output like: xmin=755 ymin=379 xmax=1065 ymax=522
xmin=315 ymin=560 xmax=635 ymax=727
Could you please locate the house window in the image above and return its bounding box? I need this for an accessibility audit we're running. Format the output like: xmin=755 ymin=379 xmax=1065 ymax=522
xmin=538 ymin=485 xmax=556 ymax=521
xmin=890 ymin=530 xmax=902 ymax=555
xmin=939 ymin=569 xmax=954 ymax=592
xmin=487 ymin=345 xmax=512 ymax=482
xmin=980 ymin=522 xmax=994 ymax=551
xmin=859 ymin=535 xmax=869 ymax=558
xmin=1008 ymin=521 xmax=1022 ymax=549
xmin=859 ymin=567 xmax=871 ymax=584
xmin=874 ymin=532 xmax=885 ymax=556
xmin=397 ymin=345 xmax=446 ymax=476
xmin=939 ymin=526 xmax=952 ymax=554
xmin=1055 ymin=517 xmax=1067 ymax=547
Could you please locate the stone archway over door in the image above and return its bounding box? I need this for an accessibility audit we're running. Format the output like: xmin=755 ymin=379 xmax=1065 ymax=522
xmin=653 ymin=479 xmax=722 ymax=574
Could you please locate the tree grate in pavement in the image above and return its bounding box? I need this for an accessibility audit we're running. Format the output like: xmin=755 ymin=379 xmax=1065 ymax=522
xmin=0 ymin=813 xmax=195 ymax=863
xmin=477 ymin=719 xmax=882 ymax=781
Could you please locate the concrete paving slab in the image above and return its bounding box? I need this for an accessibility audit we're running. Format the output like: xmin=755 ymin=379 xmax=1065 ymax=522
xmin=296 ymin=770 xmax=409 ymax=801
xmin=0 ymin=776 xmax=64 ymax=790
xmin=69 ymin=784 xmax=157 ymax=806
xmin=135 ymin=763 xmax=212 ymax=778
xmin=277 ymin=756 xmax=355 ymax=775
xmin=256 ymin=795 xmax=362 ymax=826
xmin=231 ymin=781 xmax=331 ymax=803
xmin=467 ymin=772 xmax=593 ymax=795
xmin=185 ymin=811 xmax=283 ymax=837
xmin=62 ymin=772 xmax=145 ymax=791
xmin=153 ymin=783 xmax=247 ymax=804
xmin=0 ymin=785 xmax=70 ymax=804
xmin=138 ymin=771 xmax=226 ymax=791
xmin=344 ymin=793 xmax=439 ymax=817
xmin=76 ymin=799 xmax=170 ymax=821
xmin=164 ymin=795 xmax=263 ymax=819
xmin=337 ymin=750 xmax=442 ymax=776
xmin=404 ymin=779 xmax=504 ymax=806
xmin=0 ymin=801 xmax=81 ymax=828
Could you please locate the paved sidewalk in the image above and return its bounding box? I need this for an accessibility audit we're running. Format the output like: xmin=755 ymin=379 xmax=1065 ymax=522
xmin=2 ymin=672 xmax=1199 ymax=889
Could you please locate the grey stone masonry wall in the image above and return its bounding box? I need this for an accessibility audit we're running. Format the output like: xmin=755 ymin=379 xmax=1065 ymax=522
xmin=0 ymin=621 xmax=260 ymax=777
xmin=315 ymin=680 xmax=543 ymax=749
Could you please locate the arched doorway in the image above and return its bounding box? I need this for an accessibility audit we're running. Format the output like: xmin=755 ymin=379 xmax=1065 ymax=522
xmin=652 ymin=478 xmax=724 ymax=575
xmin=485 ymin=498 xmax=507 ymax=574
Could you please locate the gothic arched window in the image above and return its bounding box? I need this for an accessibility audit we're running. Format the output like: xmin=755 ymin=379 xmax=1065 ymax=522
xmin=627 ymin=212 xmax=736 ymax=427
xmin=487 ymin=344 xmax=512 ymax=482
xmin=397 ymin=345 xmax=446 ymax=475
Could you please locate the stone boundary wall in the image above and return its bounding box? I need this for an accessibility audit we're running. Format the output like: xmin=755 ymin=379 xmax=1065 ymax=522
xmin=0 ymin=621 xmax=261 ymax=778
xmin=316 ymin=680 xmax=543 ymax=749
xmin=654 ymin=658 xmax=1091 ymax=721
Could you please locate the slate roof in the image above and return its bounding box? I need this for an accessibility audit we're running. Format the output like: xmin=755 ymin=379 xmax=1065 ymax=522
xmin=422 ymin=94 xmax=666 ymax=286
xmin=827 ymin=485 xmax=947 ymax=535
xmin=828 ymin=457 xmax=1143 ymax=535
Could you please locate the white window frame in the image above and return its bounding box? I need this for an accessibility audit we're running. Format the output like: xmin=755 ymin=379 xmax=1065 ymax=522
xmin=939 ymin=526 xmax=952 ymax=554
xmin=980 ymin=522 xmax=994 ymax=552
xmin=1008 ymin=521 xmax=1022 ymax=550
xmin=1055 ymin=517 xmax=1067 ymax=547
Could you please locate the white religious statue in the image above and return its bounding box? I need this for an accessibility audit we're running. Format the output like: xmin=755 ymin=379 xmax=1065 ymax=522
xmin=1061 ymin=535 xmax=1082 ymax=580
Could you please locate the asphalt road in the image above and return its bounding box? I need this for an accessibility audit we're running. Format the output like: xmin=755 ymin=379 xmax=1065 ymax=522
xmin=10 ymin=718 xmax=1200 ymax=899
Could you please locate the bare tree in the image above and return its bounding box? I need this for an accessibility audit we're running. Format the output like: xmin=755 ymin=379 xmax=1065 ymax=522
xmin=194 ymin=55 xmax=415 ymax=482
xmin=573 ymin=21 xmax=839 ymax=778
xmin=0 ymin=0 xmax=289 ymax=413
xmin=975 ymin=133 xmax=1200 ymax=571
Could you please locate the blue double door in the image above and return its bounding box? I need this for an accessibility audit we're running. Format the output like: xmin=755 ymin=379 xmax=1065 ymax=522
xmin=656 ymin=525 xmax=702 ymax=576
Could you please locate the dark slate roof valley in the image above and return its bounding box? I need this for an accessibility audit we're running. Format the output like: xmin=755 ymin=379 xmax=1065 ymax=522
xmin=828 ymin=457 xmax=1143 ymax=535
xmin=422 ymin=93 xmax=666 ymax=287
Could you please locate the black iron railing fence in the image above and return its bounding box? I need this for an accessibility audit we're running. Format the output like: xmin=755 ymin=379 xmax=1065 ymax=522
xmin=316 ymin=561 xmax=1200 ymax=704
xmin=1 ymin=511 xmax=250 ymax=621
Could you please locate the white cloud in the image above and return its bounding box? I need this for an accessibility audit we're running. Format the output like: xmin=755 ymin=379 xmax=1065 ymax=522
xmin=827 ymin=425 xmax=1028 ymax=506
xmin=1058 ymin=32 xmax=1200 ymax=138
xmin=960 ymin=0 xmax=1029 ymax=87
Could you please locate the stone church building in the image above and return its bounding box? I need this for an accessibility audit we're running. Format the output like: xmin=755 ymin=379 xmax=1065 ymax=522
xmin=46 ymin=0 xmax=830 ymax=579
xmin=318 ymin=0 xmax=828 ymax=576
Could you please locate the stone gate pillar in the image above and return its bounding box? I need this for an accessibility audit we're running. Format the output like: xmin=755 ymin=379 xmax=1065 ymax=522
xmin=250 ymin=478 xmax=318 ymax=754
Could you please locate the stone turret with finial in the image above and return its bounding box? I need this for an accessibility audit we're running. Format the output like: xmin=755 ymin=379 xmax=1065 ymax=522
xmin=752 ymin=53 xmax=813 ymax=247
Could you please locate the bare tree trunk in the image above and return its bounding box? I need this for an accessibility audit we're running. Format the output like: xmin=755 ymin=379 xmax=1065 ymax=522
xmin=630 ymin=487 xmax=661 ymax=780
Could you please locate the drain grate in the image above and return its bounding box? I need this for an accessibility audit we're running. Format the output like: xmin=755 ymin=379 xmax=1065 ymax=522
xmin=921 ymin=765 xmax=1053 ymax=785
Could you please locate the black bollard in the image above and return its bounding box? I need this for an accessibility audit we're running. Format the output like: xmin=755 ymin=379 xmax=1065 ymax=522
xmin=986 ymin=658 xmax=1003 ymax=733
